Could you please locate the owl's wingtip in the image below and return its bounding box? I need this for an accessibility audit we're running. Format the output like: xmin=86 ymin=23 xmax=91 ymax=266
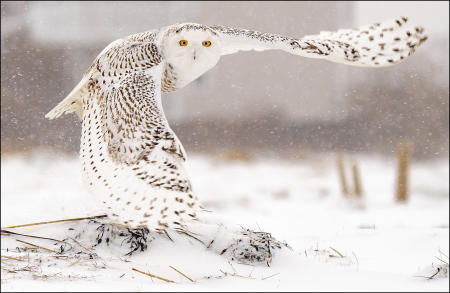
xmin=44 ymin=108 xmax=61 ymax=120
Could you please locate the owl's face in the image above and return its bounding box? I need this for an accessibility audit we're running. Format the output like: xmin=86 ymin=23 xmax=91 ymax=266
xmin=162 ymin=24 xmax=222 ymax=88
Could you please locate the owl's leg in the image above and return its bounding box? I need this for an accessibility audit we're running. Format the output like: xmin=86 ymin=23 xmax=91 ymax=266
xmin=177 ymin=215 xmax=289 ymax=266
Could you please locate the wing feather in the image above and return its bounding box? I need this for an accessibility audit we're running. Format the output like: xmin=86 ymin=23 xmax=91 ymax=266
xmin=212 ymin=16 xmax=427 ymax=67
xmin=102 ymin=65 xmax=186 ymax=165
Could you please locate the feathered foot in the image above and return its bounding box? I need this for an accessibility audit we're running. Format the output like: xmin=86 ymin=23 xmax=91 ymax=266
xmin=178 ymin=216 xmax=289 ymax=266
xmin=93 ymin=222 xmax=153 ymax=256
xmin=219 ymin=228 xmax=289 ymax=266
xmin=121 ymin=227 xmax=151 ymax=256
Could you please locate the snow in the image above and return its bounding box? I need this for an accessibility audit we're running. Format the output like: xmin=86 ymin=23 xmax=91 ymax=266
xmin=1 ymin=151 xmax=448 ymax=291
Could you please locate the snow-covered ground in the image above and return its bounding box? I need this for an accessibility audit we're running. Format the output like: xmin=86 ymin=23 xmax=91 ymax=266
xmin=1 ymin=151 xmax=448 ymax=291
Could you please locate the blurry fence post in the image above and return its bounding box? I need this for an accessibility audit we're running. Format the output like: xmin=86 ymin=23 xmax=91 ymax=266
xmin=352 ymin=162 xmax=363 ymax=197
xmin=337 ymin=153 xmax=349 ymax=197
xmin=395 ymin=142 xmax=411 ymax=202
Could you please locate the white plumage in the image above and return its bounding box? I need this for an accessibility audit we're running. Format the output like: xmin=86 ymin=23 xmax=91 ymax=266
xmin=45 ymin=17 xmax=427 ymax=262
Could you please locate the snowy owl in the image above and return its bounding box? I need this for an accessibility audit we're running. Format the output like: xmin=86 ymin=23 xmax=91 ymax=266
xmin=45 ymin=17 xmax=427 ymax=263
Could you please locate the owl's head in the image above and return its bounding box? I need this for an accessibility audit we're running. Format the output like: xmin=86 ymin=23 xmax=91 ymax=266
xmin=161 ymin=23 xmax=222 ymax=87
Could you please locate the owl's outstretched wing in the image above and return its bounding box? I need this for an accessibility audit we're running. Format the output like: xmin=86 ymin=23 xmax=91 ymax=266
xmin=212 ymin=17 xmax=427 ymax=67
xmin=102 ymin=64 xmax=186 ymax=164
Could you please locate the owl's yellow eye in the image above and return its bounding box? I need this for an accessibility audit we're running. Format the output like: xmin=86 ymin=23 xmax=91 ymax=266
xmin=202 ymin=41 xmax=211 ymax=47
xmin=179 ymin=40 xmax=188 ymax=46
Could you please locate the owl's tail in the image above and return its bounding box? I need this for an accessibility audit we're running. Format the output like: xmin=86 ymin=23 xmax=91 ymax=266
xmin=299 ymin=16 xmax=428 ymax=67
xmin=45 ymin=76 xmax=88 ymax=120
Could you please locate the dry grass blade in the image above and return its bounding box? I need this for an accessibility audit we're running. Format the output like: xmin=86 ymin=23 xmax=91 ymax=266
xmin=329 ymin=246 xmax=345 ymax=258
xmin=1 ymin=255 xmax=24 ymax=262
xmin=1 ymin=260 xmax=13 ymax=266
xmin=220 ymin=269 xmax=256 ymax=280
xmin=169 ymin=265 xmax=194 ymax=282
xmin=427 ymin=267 xmax=441 ymax=280
xmin=3 ymin=215 xmax=107 ymax=229
xmin=102 ymin=222 xmax=130 ymax=229
xmin=262 ymin=273 xmax=280 ymax=280
xmin=16 ymin=239 xmax=58 ymax=254
xmin=435 ymin=256 xmax=449 ymax=265
xmin=53 ymin=255 xmax=69 ymax=259
xmin=132 ymin=267 xmax=174 ymax=283
xmin=68 ymin=237 xmax=92 ymax=253
xmin=2 ymin=230 xmax=72 ymax=250
xmin=68 ymin=258 xmax=82 ymax=267
xmin=438 ymin=250 xmax=448 ymax=259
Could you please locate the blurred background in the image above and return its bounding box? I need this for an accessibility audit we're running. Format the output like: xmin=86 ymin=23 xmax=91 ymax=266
xmin=1 ymin=1 xmax=449 ymax=159
xmin=1 ymin=3 xmax=449 ymax=287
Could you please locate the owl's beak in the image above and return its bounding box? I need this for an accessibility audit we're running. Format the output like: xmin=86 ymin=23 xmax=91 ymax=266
xmin=193 ymin=50 xmax=196 ymax=60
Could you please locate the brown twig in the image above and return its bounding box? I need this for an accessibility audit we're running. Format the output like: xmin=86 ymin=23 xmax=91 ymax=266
xmin=132 ymin=267 xmax=174 ymax=283
xmin=2 ymin=215 xmax=107 ymax=229
xmin=16 ymin=239 xmax=59 ymax=254
xmin=169 ymin=265 xmax=194 ymax=282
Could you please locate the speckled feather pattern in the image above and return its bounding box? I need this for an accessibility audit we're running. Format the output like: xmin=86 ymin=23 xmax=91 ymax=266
xmin=46 ymin=17 xmax=427 ymax=238
xmin=79 ymin=31 xmax=199 ymax=233
xmin=213 ymin=16 xmax=427 ymax=66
